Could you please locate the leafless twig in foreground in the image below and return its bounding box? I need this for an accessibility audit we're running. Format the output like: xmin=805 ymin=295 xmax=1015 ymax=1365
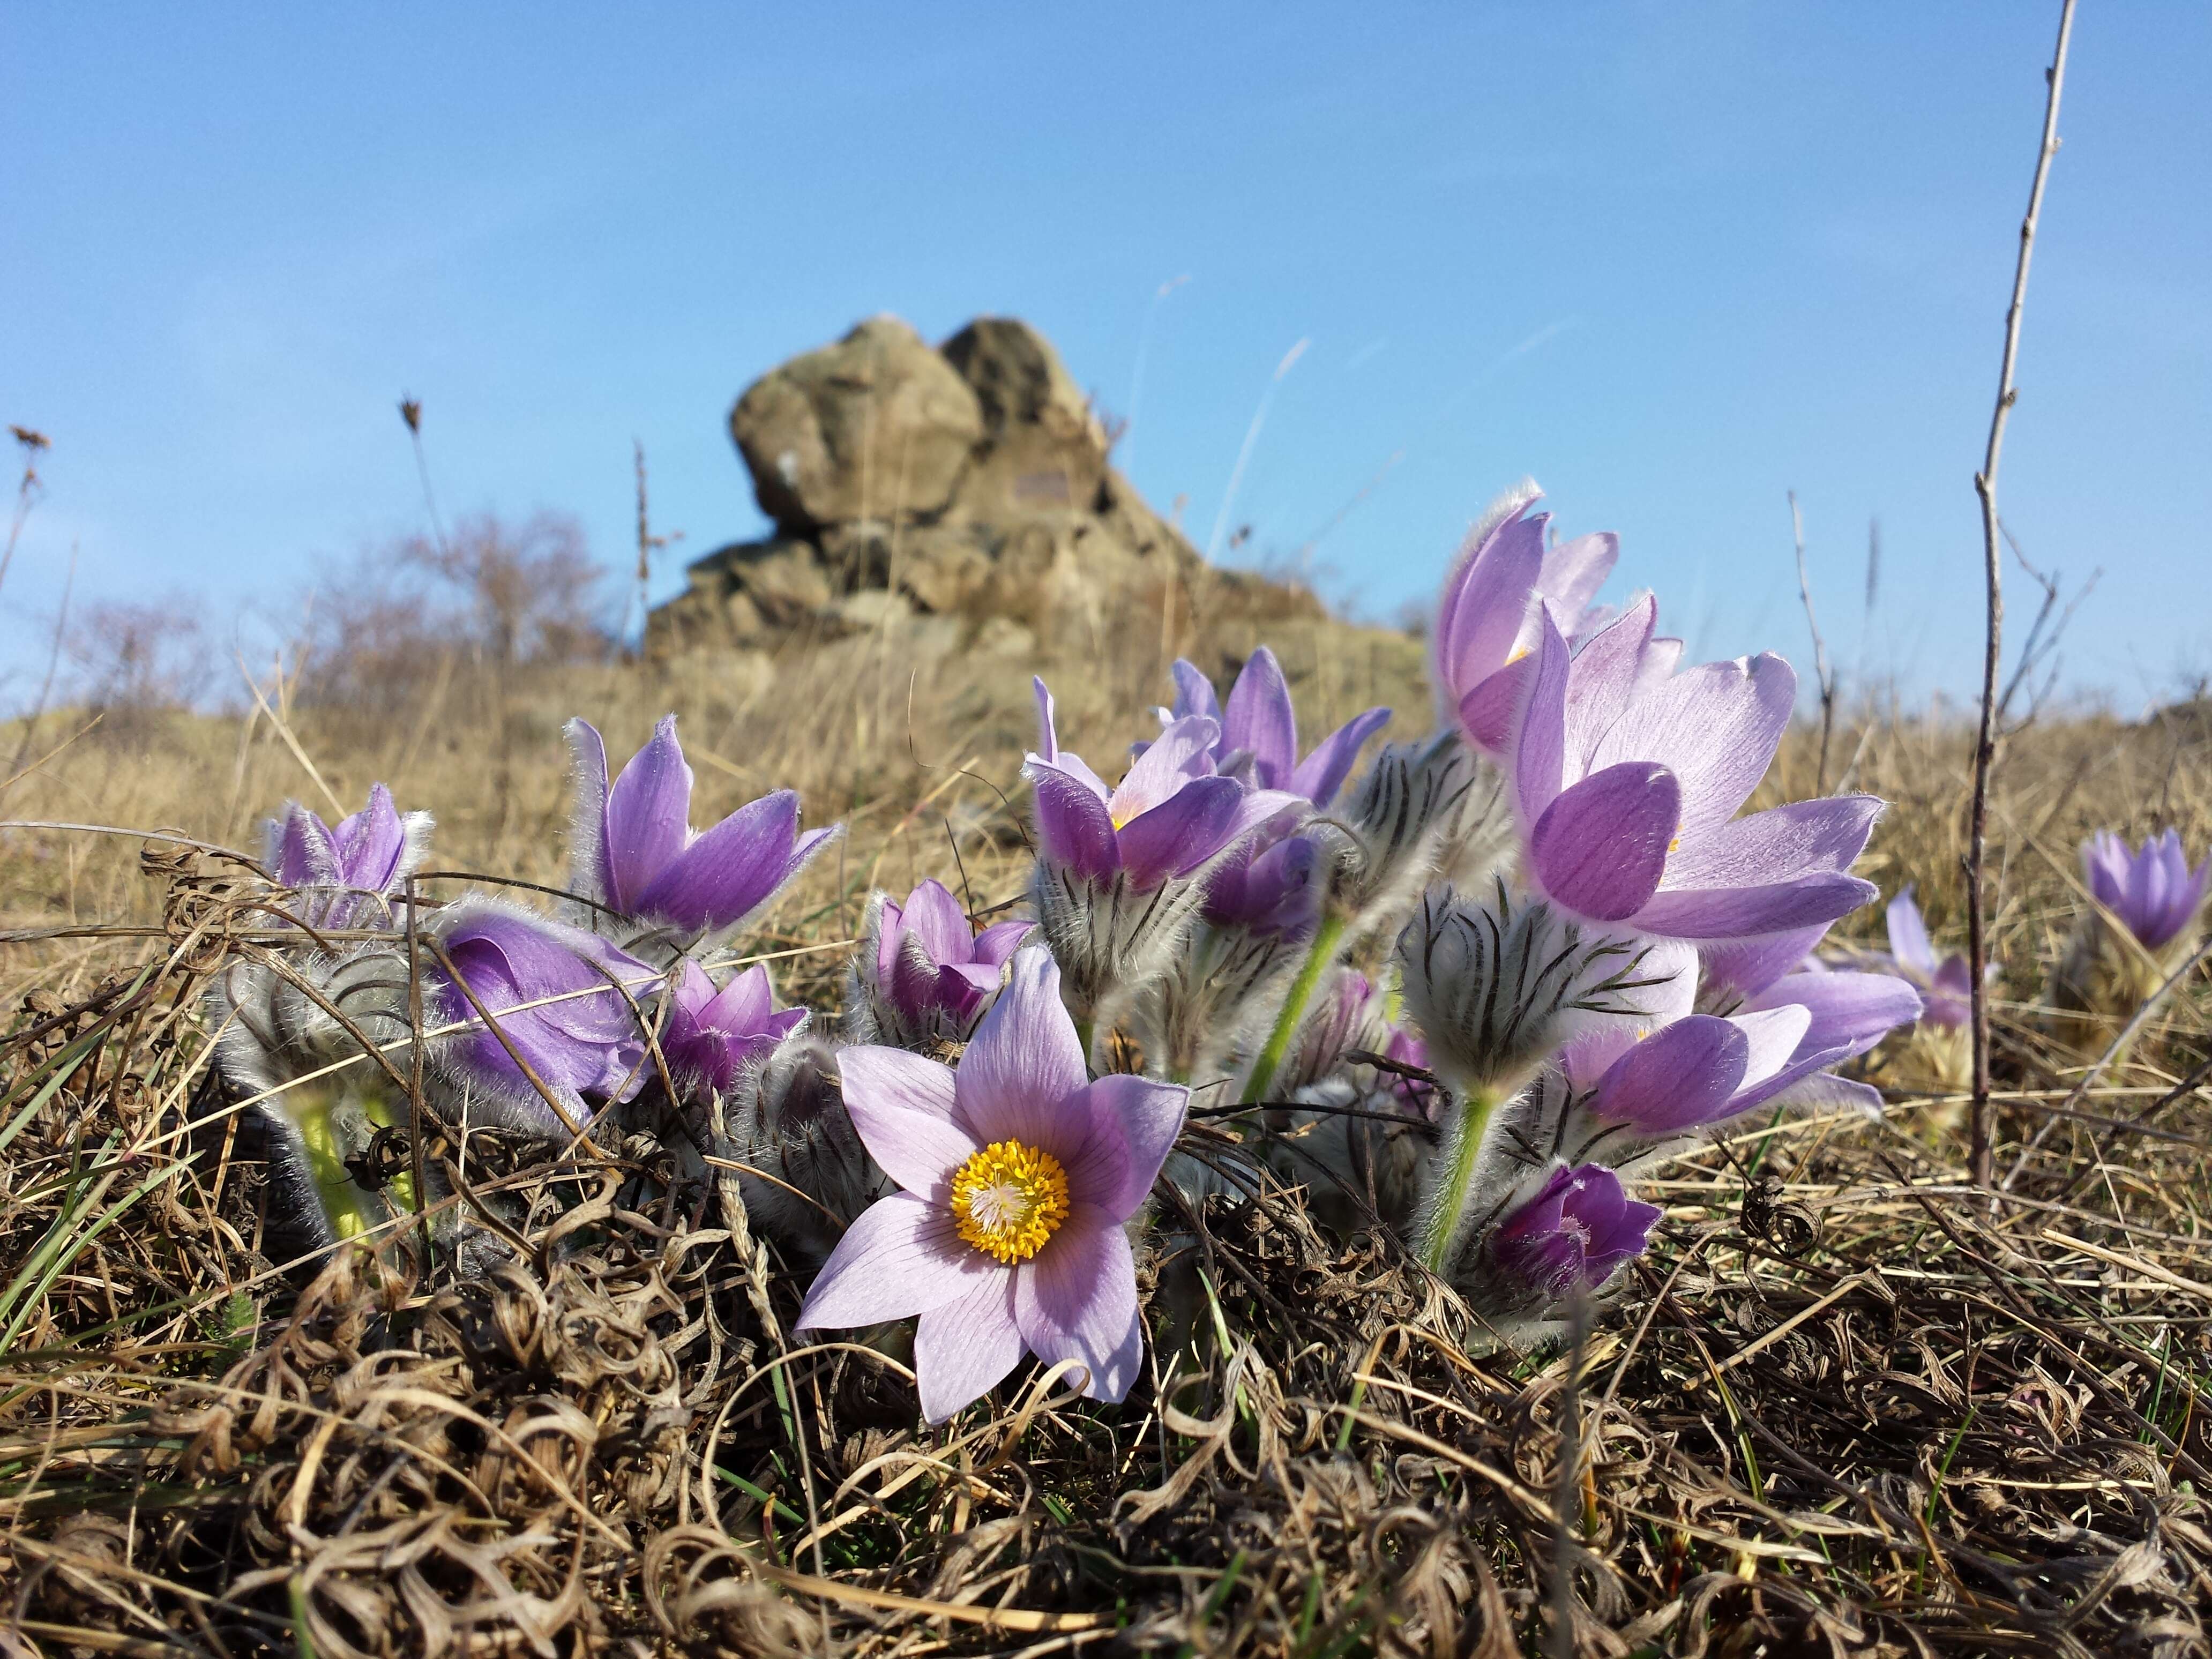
xmin=1969 ymin=0 xmax=2078 ymax=1187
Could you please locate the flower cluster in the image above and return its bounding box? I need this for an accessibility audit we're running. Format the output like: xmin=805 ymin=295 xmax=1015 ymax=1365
xmin=210 ymin=477 xmax=1952 ymax=1420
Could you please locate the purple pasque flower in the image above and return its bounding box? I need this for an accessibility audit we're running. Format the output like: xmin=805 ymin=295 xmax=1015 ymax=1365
xmin=1490 ymin=1163 xmax=1661 ymax=1299
xmin=1202 ymin=832 xmax=1322 ymax=943
xmin=1881 ymin=884 xmax=1975 ymax=1030
xmin=1432 ymin=487 xmax=1630 ymax=753
xmin=855 ymin=880 xmax=1034 ymax=1046
xmin=264 ymin=782 xmax=431 ymax=928
xmin=661 ymin=960 xmax=808 ymax=1101
xmin=1025 ymin=677 xmax=1302 ymax=1015
xmin=2083 ymin=829 xmax=2210 ymax=953
xmin=1156 ymin=646 xmax=1389 ymax=809
xmin=796 ymin=948 xmax=1189 ymax=1423
xmin=564 ymin=715 xmax=839 ymax=948
xmin=1025 ymin=679 xmax=1299 ymax=893
xmin=429 ymin=899 xmax=659 ymax=1133
xmin=1509 ymin=597 xmax=1880 ymax=944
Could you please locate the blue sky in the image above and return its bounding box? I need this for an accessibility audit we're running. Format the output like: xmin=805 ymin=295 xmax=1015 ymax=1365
xmin=4 ymin=3 xmax=2206 ymax=709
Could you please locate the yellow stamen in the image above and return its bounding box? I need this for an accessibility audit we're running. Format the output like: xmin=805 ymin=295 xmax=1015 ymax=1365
xmin=950 ymin=1139 xmax=1071 ymax=1264
xmin=1506 ymin=645 xmax=1531 ymax=664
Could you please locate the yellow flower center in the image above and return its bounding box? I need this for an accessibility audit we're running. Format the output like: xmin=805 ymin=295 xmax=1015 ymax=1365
xmin=1506 ymin=644 xmax=1531 ymax=664
xmin=950 ymin=1139 xmax=1071 ymax=1264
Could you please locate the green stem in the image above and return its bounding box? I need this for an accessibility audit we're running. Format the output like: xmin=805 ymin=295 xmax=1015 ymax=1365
xmin=1239 ymin=911 xmax=1349 ymax=1105
xmin=1418 ymin=1084 xmax=1501 ymax=1273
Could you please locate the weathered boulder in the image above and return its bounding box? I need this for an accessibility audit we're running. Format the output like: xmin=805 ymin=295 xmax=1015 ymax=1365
xmin=655 ymin=312 xmax=1319 ymax=656
xmin=729 ymin=316 xmax=983 ymax=531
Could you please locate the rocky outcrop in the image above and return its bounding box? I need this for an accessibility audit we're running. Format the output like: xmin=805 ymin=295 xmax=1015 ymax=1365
xmin=651 ymin=315 xmax=1304 ymax=655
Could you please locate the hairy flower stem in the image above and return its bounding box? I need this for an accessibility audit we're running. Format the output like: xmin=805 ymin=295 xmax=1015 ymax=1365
xmin=1418 ymin=1083 xmax=1501 ymax=1273
xmin=1238 ymin=911 xmax=1348 ymax=1105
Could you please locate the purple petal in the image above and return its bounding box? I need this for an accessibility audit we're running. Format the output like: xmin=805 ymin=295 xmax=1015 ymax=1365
xmin=1589 ymin=652 xmax=1796 ymax=842
xmin=633 ymin=789 xmax=811 ymax=933
xmin=1061 ymin=1074 xmax=1187 ymax=1218
xmin=1885 ymin=884 xmax=1938 ymax=978
xmin=1925 ymin=956 xmax=1974 ymax=1029
xmin=1032 ymin=676 xmax=1060 ymax=763
xmin=871 ymin=893 xmax=906 ymax=982
xmin=1561 ymin=594 xmax=1657 ymax=776
xmin=562 ymin=718 xmax=617 ymax=910
xmin=1456 ymin=656 xmax=1533 ymax=756
xmin=697 ymin=962 xmax=778 ymax=1033
xmin=898 ymin=879 xmax=974 ymax=965
xmin=1748 ymin=969 xmax=1924 ymax=1057
xmin=1631 ymin=872 xmax=1879 ymax=940
xmin=1530 ymin=762 xmax=1680 ymax=923
xmin=838 ymin=1045 xmax=978 ymax=1197
xmin=1586 ymin=1016 xmax=1750 ymax=1133
xmin=1434 ymin=504 xmax=1544 ymax=703
xmin=1731 ymin=1004 xmax=1814 ymax=1091
xmin=1169 ymin=659 xmax=1223 ymax=727
xmin=796 ymin=1192 xmax=996 ymax=1329
xmin=1013 ymin=1206 xmax=1142 ymax=1403
xmin=272 ymin=803 xmax=340 ymax=888
xmin=1665 ymin=796 xmax=1882 ymax=892
xmin=604 ymin=716 xmax=696 ymax=912
xmin=955 ymin=948 xmax=1090 ymax=1150
xmin=332 ymin=783 xmax=407 ymax=893
xmin=914 ymin=1274 xmax=1026 ymax=1423
xmin=1116 ymin=775 xmax=1248 ymax=890
xmin=1289 ymin=706 xmax=1391 ymax=808
xmin=970 ymin=919 xmax=1035 ymax=968
xmin=1223 ymin=647 xmax=1299 ymax=791
xmin=1536 ymin=530 xmax=1619 ymax=624
xmin=1512 ymin=610 xmax=1573 ymax=828
xmin=1697 ymin=924 xmax=1832 ymax=1003
xmin=1112 ymin=714 xmax=1223 ymax=820
xmin=1026 ymin=758 xmax=1122 ymax=885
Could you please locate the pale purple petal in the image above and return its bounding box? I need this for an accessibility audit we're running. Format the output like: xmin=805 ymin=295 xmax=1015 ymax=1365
xmin=1288 ymin=706 xmax=1391 ymax=808
xmin=562 ymin=718 xmax=616 ymax=909
xmin=634 ymin=789 xmax=813 ymax=932
xmin=872 ymin=893 xmax=907 ymax=982
xmin=1032 ymin=676 xmax=1060 ymax=763
xmin=1530 ymin=762 xmax=1680 ymax=923
xmin=1026 ymin=759 xmax=1122 ymax=885
xmin=1586 ymin=1016 xmax=1750 ymax=1133
xmin=1588 ymin=652 xmax=1796 ymax=841
xmin=955 ymin=948 xmax=1089 ymax=1150
xmin=796 ymin=1192 xmax=995 ymax=1329
xmin=1925 ymin=956 xmax=1974 ymax=1030
xmin=1511 ymin=610 xmax=1573 ymax=828
xmin=1116 ymin=775 xmax=1248 ymax=890
xmin=1561 ymin=594 xmax=1657 ymax=776
xmin=1731 ymin=1004 xmax=1815 ymax=1092
xmin=1630 ymin=872 xmax=1879 ymax=939
xmin=604 ymin=716 xmax=696 ymax=913
xmin=1169 ymin=659 xmax=1222 ymax=727
xmin=1223 ymin=647 xmax=1299 ymax=790
xmin=1111 ymin=714 xmax=1222 ymax=821
xmin=1062 ymin=1074 xmax=1186 ymax=1219
xmin=914 ymin=1275 xmax=1026 ymax=1423
xmin=1013 ymin=1207 xmax=1142 ymax=1403
xmin=1885 ymin=885 xmax=1938 ymax=978
xmin=838 ymin=1045 xmax=978 ymax=1198
xmin=1536 ymin=530 xmax=1619 ymax=624
xmin=1663 ymin=796 xmax=1882 ymax=891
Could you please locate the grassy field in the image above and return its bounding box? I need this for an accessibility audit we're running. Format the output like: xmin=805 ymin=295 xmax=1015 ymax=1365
xmin=4 ymin=593 xmax=2211 ymax=1656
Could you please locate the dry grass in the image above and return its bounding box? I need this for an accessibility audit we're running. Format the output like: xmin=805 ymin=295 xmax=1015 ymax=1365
xmin=4 ymin=601 xmax=2211 ymax=1657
